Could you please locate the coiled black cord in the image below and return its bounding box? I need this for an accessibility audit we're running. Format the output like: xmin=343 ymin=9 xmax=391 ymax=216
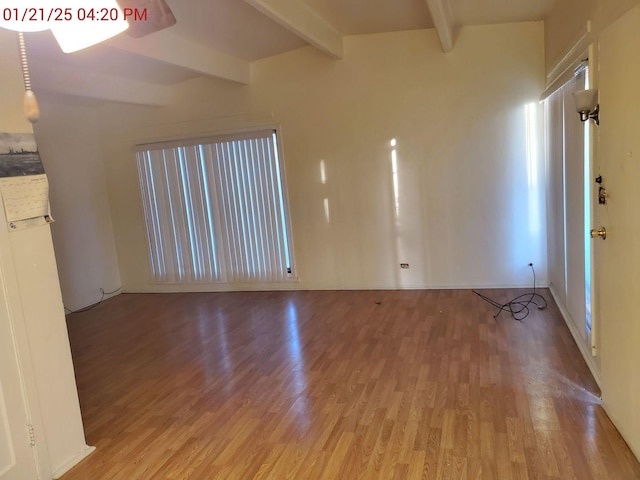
xmin=473 ymin=264 xmax=547 ymax=321
xmin=64 ymin=287 xmax=122 ymax=315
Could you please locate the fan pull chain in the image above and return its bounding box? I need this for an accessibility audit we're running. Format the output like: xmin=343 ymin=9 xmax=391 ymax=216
xmin=17 ymin=32 xmax=40 ymax=123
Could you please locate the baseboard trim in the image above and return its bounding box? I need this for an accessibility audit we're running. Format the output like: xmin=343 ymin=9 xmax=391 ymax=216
xmin=123 ymin=283 xmax=546 ymax=294
xmin=52 ymin=445 xmax=95 ymax=479
xmin=548 ymin=285 xmax=601 ymax=387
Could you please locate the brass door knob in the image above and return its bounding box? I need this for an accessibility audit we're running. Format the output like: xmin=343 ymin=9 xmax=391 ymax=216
xmin=590 ymin=227 xmax=607 ymax=240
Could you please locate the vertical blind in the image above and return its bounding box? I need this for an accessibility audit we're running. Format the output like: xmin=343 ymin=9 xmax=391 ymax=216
xmin=136 ymin=130 xmax=294 ymax=284
xmin=545 ymin=67 xmax=589 ymax=339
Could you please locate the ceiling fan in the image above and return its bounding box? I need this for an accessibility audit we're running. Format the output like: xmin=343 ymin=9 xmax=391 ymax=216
xmin=0 ymin=0 xmax=176 ymax=122
xmin=0 ymin=0 xmax=176 ymax=50
xmin=117 ymin=0 xmax=176 ymax=38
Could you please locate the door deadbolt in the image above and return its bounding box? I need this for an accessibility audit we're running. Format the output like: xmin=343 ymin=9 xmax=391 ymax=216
xmin=598 ymin=187 xmax=608 ymax=205
xmin=590 ymin=227 xmax=606 ymax=240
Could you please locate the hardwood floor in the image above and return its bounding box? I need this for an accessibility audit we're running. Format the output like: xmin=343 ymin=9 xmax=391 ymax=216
xmin=61 ymin=289 xmax=640 ymax=479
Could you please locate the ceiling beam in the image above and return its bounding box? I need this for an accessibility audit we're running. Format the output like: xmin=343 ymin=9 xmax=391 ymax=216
xmin=107 ymin=31 xmax=250 ymax=85
xmin=243 ymin=0 xmax=343 ymax=59
xmin=30 ymin=62 xmax=172 ymax=106
xmin=424 ymin=0 xmax=456 ymax=52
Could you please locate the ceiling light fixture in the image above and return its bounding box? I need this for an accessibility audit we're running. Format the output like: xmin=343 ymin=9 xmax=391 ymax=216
xmin=0 ymin=0 xmax=129 ymax=52
xmin=0 ymin=1 xmax=49 ymax=33
xmin=50 ymin=0 xmax=130 ymax=53
xmin=0 ymin=0 xmax=129 ymax=122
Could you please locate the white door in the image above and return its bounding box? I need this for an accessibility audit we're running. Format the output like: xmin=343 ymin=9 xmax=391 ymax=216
xmin=596 ymin=4 xmax=640 ymax=448
xmin=0 ymin=274 xmax=39 ymax=480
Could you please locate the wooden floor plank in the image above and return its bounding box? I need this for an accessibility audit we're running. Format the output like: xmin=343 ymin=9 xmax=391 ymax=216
xmin=59 ymin=289 xmax=640 ymax=479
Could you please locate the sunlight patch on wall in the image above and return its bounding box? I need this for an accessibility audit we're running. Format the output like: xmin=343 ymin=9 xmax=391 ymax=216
xmin=525 ymin=102 xmax=541 ymax=238
xmin=323 ymin=198 xmax=331 ymax=223
xmin=320 ymin=159 xmax=327 ymax=185
xmin=390 ymin=138 xmax=400 ymax=219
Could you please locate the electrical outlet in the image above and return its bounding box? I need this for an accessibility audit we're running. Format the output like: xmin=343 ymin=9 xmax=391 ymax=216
xmin=400 ymin=263 xmax=409 ymax=269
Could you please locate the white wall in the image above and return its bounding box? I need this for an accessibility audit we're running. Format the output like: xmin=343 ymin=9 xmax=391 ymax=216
xmin=101 ymin=23 xmax=547 ymax=293
xmin=0 ymin=28 xmax=92 ymax=479
xmin=34 ymin=101 xmax=121 ymax=311
xmin=597 ymin=3 xmax=640 ymax=460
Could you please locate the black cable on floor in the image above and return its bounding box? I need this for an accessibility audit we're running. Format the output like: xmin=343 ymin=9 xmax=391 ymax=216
xmin=473 ymin=264 xmax=547 ymax=321
xmin=64 ymin=287 xmax=122 ymax=315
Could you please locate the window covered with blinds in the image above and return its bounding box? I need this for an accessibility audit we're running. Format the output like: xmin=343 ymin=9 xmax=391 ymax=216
xmin=545 ymin=65 xmax=591 ymax=340
xmin=136 ymin=129 xmax=294 ymax=284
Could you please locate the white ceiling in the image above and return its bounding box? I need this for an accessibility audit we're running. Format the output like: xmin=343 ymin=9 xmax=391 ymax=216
xmin=302 ymin=0 xmax=434 ymax=35
xmin=168 ymin=0 xmax=307 ymax=61
xmin=452 ymin=0 xmax=557 ymax=26
xmin=23 ymin=0 xmax=558 ymax=105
